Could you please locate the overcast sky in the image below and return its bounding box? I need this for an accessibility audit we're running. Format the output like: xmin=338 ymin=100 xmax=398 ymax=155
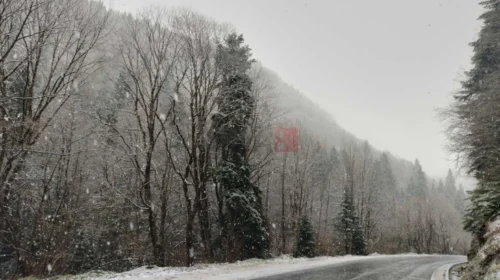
xmin=108 ymin=0 xmax=483 ymax=182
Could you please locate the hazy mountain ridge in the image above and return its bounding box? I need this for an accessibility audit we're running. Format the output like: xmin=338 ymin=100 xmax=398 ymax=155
xmin=260 ymin=66 xmax=418 ymax=188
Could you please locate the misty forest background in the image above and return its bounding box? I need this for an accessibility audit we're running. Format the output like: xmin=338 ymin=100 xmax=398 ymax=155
xmin=0 ymin=1 xmax=470 ymax=278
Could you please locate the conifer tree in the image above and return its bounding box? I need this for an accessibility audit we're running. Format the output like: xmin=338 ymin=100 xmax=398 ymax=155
xmin=408 ymin=159 xmax=427 ymax=198
xmin=336 ymin=187 xmax=366 ymax=255
xmin=444 ymin=169 xmax=457 ymax=197
xmin=214 ymin=33 xmax=269 ymax=259
xmin=293 ymin=216 xmax=316 ymax=258
xmin=377 ymin=153 xmax=397 ymax=192
xmin=446 ymin=2 xmax=500 ymax=267
xmin=352 ymin=224 xmax=367 ymax=256
xmin=450 ymin=0 xmax=500 ymax=237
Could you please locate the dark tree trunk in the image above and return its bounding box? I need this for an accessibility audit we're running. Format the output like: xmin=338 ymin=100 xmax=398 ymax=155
xmin=144 ymin=151 xmax=163 ymax=266
xmin=186 ymin=211 xmax=195 ymax=266
xmin=281 ymin=154 xmax=287 ymax=254
xmin=198 ymin=187 xmax=213 ymax=259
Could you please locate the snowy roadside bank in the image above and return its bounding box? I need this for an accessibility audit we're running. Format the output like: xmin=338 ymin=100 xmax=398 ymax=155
xmin=45 ymin=253 xmax=438 ymax=280
xmin=449 ymin=263 xmax=467 ymax=280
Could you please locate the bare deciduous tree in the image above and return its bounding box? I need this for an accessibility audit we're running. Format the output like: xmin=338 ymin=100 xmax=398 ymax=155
xmin=0 ymin=0 xmax=108 ymax=276
xmin=103 ymin=8 xmax=179 ymax=266
xmin=166 ymin=9 xmax=230 ymax=264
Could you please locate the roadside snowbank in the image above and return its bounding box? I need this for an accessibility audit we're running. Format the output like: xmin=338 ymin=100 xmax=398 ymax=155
xmin=449 ymin=263 xmax=467 ymax=280
xmin=57 ymin=253 xmax=431 ymax=280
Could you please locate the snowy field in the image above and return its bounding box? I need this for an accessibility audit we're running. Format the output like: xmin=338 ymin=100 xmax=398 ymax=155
xmin=51 ymin=253 xmax=433 ymax=280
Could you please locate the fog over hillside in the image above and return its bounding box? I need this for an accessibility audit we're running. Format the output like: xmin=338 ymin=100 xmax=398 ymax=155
xmin=256 ymin=65 xmax=454 ymax=189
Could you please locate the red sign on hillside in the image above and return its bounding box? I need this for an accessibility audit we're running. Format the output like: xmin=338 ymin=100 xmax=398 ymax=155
xmin=274 ymin=128 xmax=299 ymax=152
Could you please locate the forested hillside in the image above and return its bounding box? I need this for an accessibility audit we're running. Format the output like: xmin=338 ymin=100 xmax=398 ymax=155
xmin=0 ymin=1 xmax=469 ymax=278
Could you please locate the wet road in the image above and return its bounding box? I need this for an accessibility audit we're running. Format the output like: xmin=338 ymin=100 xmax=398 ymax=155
xmin=253 ymin=255 xmax=465 ymax=280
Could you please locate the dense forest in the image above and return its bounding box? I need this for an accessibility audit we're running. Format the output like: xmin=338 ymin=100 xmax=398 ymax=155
xmin=0 ymin=1 xmax=469 ymax=278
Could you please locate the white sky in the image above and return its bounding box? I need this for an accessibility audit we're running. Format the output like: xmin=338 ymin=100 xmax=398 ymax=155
xmin=107 ymin=0 xmax=483 ymax=182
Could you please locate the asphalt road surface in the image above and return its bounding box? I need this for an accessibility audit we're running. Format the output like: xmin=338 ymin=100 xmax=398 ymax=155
xmin=252 ymin=255 xmax=466 ymax=280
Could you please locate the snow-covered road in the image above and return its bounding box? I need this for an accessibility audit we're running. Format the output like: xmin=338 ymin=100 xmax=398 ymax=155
xmin=65 ymin=254 xmax=465 ymax=280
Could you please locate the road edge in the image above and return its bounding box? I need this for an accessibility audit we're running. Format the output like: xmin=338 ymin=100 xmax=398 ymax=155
xmin=171 ymin=254 xmax=445 ymax=280
xmin=431 ymin=262 xmax=467 ymax=280
xmin=431 ymin=263 xmax=452 ymax=280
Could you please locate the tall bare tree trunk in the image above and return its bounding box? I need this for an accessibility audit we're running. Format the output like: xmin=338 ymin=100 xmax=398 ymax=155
xmin=144 ymin=150 xmax=163 ymax=266
xmin=281 ymin=154 xmax=287 ymax=254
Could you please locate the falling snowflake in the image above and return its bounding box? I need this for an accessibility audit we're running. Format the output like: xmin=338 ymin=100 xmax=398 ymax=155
xmin=107 ymin=241 xmax=111 ymax=246
xmin=173 ymin=93 xmax=179 ymax=102
xmin=129 ymin=222 xmax=135 ymax=230
xmin=160 ymin=113 xmax=166 ymax=121
xmin=47 ymin=264 xmax=52 ymax=272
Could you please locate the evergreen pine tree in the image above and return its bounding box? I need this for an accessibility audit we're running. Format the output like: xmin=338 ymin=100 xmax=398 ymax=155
xmin=336 ymin=187 xmax=366 ymax=255
xmin=456 ymin=184 xmax=467 ymax=214
xmin=464 ymin=180 xmax=500 ymax=235
xmin=451 ymin=0 xmax=500 ymax=238
xmin=377 ymin=153 xmax=396 ymax=192
xmin=408 ymin=159 xmax=427 ymax=198
xmin=214 ymin=33 xmax=269 ymax=259
xmin=373 ymin=153 xmax=397 ymax=203
xmin=352 ymin=223 xmax=367 ymax=256
xmin=444 ymin=169 xmax=457 ymax=197
xmin=293 ymin=216 xmax=316 ymax=258
xmin=457 ymin=0 xmax=500 ymax=102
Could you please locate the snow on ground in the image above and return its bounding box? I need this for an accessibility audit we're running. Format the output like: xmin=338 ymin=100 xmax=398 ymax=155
xmin=448 ymin=263 xmax=467 ymax=280
xmin=55 ymin=253 xmax=432 ymax=280
xmin=431 ymin=263 xmax=453 ymax=280
xmin=432 ymin=262 xmax=466 ymax=280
